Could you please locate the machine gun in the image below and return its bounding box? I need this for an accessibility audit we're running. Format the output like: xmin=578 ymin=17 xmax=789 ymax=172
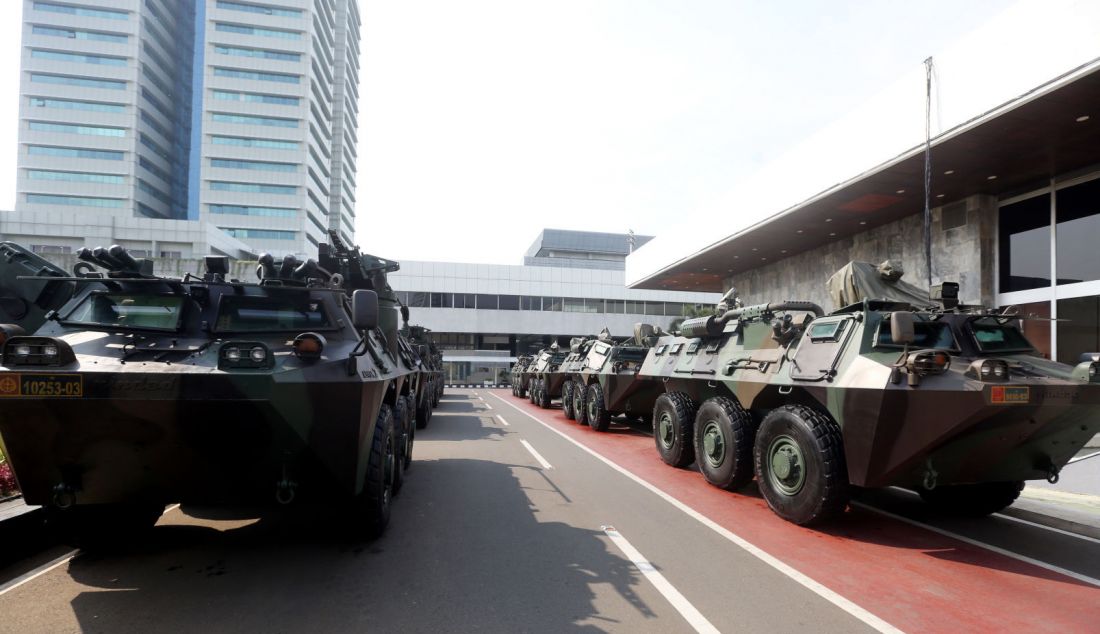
xmin=318 ymin=230 xmax=400 ymax=296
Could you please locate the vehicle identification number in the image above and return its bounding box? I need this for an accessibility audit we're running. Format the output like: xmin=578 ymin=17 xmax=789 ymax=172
xmin=991 ymin=385 xmax=1029 ymax=404
xmin=0 ymin=373 xmax=83 ymax=398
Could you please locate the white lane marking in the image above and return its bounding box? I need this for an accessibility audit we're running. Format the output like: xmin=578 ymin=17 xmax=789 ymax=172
xmin=1069 ymin=450 xmax=1100 ymax=464
xmin=995 ymin=512 xmax=1100 ymax=546
xmin=602 ymin=525 xmax=720 ymax=634
xmin=886 ymin=486 xmax=1100 ymax=546
xmin=496 ymin=415 xmax=510 ymax=426
xmin=519 ymin=439 xmax=553 ymax=470
xmin=852 ymin=502 xmax=1100 ymax=588
xmin=489 ymin=393 xmax=900 ymax=634
xmin=0 ymin=550 xmax=77 ymax=596
xmin=482 ymin=401 xmax=493 ymax=410
xmin=0 ymin=502 xmax=184 ymax=597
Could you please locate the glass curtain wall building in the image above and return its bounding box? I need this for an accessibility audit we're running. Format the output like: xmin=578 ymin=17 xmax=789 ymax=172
xmin=15 ymin=0 xmax=360 ymax=257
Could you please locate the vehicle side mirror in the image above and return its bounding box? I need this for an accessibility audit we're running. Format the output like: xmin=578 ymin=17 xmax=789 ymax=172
xmin=890 ymin=312 xmax=916 ymax=345
xmin=352 ymin=289 xmax=379 ymax=330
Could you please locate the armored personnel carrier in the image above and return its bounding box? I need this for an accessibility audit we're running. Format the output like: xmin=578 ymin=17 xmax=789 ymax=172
xmin=559 ymin=336 xmax=596 ymax=421
xmin=510 ymin=354 xmax=534 ymax=397
xmin=640 ymin=261 xmax=1100 ymax=525
xmin=569 ymin=326 xmax=664 ymax=431
xmin=403 ymin=323 xmax=443 ymax=428
xmin=529 ymin=342 xmax=568 ymax=409
xmin=0 ymin=233 xmax=425 ymax=544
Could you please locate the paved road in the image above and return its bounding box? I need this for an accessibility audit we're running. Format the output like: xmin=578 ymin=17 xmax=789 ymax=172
xmin=1 ymin=389 xmax=1098 ymax=633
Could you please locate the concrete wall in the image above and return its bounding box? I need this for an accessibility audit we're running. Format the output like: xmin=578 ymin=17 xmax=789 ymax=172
xmin=726 ymin=195 xmax=998 ymax=311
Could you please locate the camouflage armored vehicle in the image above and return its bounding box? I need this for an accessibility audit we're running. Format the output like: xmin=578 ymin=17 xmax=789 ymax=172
xmin=0 ymin=233 xmax=426 ymax=544
xmin=559 ymin=336 xmax=596 ymax=421
xmin=529 ymin=342 xmax=568 ymax=409
xmin=569 ymin=326 xmax=664 ymax=431
xmin=510 ymin=354 xmax=534 ymax=397
xmin=518 ymin=349 xmax=546 ymax=400
xmin=639 ymin=261 xmax=1100 ymax=525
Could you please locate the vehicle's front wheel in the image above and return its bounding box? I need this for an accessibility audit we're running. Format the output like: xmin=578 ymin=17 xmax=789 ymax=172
xmin=587 ymin=384 xmax=611 ymax=432
xmin=653 ymin=392 xmax=696 ymax=467
xmin=529 ymin=380 xmax=540 ymax=404
xmin=694 ymin=396 xmax=756 ymax=491
xmin=536 ymin=382 xmax=552 ymax=409
xmin=562 ymin=381 xmax=576 ymax=419
xmin=392 ymin=396 xmax=409 ymax=495
xmin=754 ymin=405 xmax=849 ymax=525
xmin=355 ymin=404 xmax=396 ymax=538
xmin=918 ymin=481 xmax=1024 ymax=516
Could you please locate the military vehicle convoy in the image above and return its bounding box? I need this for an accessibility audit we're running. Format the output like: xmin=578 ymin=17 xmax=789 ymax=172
xmin=0 ymin=234 xmax=434 ymax=545
xmin=510 ymin=354 xmax=534 ymax=397
xmin=567 ymin=327 xmax=664 ymax=431
xmin=404 ymin=323 xmax=444 ymax=428
xmin=529 ymin=343 xmax=568 ymax=409
xmin=639 ymin=262 xmax=1100 ymax=525
xmin=559 ymin=336 xmax=595 ymax=422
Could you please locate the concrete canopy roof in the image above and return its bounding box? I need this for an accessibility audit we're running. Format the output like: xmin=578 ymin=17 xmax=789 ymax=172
xmin=631 ymin=64 xmax=1100 ymax=292
xmin=626 ymin=2 xmax=1100 ymax=293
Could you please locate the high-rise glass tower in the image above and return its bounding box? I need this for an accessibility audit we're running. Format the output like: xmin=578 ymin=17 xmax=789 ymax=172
xmin=15 ymin=0 xmax=361 ymax=258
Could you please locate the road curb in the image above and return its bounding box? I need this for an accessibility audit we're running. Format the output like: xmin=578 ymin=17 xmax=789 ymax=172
xmin=0 ymin=499 xmax=50 ymax=568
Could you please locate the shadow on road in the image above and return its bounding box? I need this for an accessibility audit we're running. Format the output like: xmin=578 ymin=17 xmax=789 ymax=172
xmin=64 ymin=458 xmax=652 ymax=632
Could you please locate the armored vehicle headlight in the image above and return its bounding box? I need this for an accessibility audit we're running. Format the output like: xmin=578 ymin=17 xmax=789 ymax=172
xmin=2 ymin=336 xmax=76 ymax=366
xmin=219 ymin=342 xmax=272 ymax=370
xmin=966 ymin=359 xmax=1010 ymax=382
xmin=292 ymin=332 xmax=326 ymax=360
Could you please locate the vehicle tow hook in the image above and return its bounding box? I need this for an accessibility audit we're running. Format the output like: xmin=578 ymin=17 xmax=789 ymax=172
xmin=52 ymin=483 xmax=77 ymax=510
xmin=922 ymin=462 xmax=938 ymax=491
xmin=1046 ymin=465 xmax=1060 ymax=484
xmin=276 ymin=477 xmax=298 ymax=505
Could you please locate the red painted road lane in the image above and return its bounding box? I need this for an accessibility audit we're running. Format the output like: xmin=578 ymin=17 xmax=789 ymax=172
xmin=495 ymin=391 xmax=1100 ymax=633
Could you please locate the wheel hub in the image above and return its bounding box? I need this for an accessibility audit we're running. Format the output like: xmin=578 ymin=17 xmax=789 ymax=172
xmin=702 ymin=422 xmax=725 ymax=467
xmin=768 ymin=436 xmax=805 ymax=495
xmin=658 ymin=413 xmax=674 ymax=449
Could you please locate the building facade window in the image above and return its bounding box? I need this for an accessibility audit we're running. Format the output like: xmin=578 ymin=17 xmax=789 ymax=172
xmin=211 ymin=158 xmax=297 ymax=172
xmin=28 ymin=145 xmax=123 ymax=160
xmin=214 ymin=44 xmax=300 ymax=61
xmin=211 ymin=113 xmax=298 ymax=128
xmin=33 ymin=2 xmax=128 ymax=19
xmin=29 ymin=97 xmax=125 ymax=113
xmin=212 ymin=90 xmax=299 ymax=106
xmin=210 ymin=181 xmax=297 ymax=194
xmin=29 ymin=121 xmax=125 ymax=137
xmin=30 ymin=49 xmax=127 ymax=66
xmin=214 ymin=22 xmax=300 ymax=40
xmin=29 ymin=73 xmax=126 ymax=90
xmin=215 ymin=1 xmax=303 ymax=18
xmin=26 ymin=169 xmax=124 ymax=184
xmin=26 ymin=193 xmax=123 ymax=208
xmin=31 ymin=244 xmax=72 ymax=254
xmin=211 ymin=136 xmax=298 ymax=150
xmin=997 ymin=172 xmax=1100 ymax=362
xmin=30 ymin=25 xmax=128 ymax=43
xmin=221 ymin=228 xmax=296 ymax=240
xmin=213 ymin=67 xmax=300 ymax=84
xmin=430 ymin=292 xmax=452 ymax=308
xmin=209 ymin=204 xmax=297 ymax=217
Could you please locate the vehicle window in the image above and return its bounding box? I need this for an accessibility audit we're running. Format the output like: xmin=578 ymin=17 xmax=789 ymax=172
xmin=969 ymin=320 xmax=1034 ymax=352
xmin=64 ymin=293 xmax=184 ymax=330
xmin=217 ymin=295 xmax=332 ymax=332
xmin=874 ymin=321 xmax=956 ymax=349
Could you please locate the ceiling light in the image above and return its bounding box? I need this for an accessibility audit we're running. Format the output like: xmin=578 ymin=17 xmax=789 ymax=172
xmin=936 ymin=194 xmax=945 ymax=199
xmin=702 ymin=267 xmax=709 ymax=272
xmin=1077 ymin=115 xmax=1090 ymax=122
xmin=780 ymin=249 xmax=787 ymax=253
xmin=987 ymin=175 xmax=997 ymax=180
xmin=761 ymin=257 xmax=767 ymax=261
xmin=896 ymin=189 xmax=905 ymax=194
xmin=733 ymin=255 xmax=739 ymax=259
xmin=859 ymin=221 xmax=867 ymax=225
xmin=829 ymin=232 xmax=836 ymax=236
xmin=796 ymin=230 xmax=803 ymax=234
xmin=751 ymin=248 xmax=757 ymax=251
xmin=944 ymin=170 xmax=954 ymax=175
xmin=825 ymin=218 xmax=832 ymax=223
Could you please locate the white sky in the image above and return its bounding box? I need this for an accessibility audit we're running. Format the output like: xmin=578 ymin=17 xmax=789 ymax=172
xmin=0 ymin=0 xmax=1016 ymax=263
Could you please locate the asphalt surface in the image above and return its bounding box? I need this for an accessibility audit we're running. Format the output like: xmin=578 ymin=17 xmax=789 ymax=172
xmin=0 ymin=389 xmax=1098 ymax=633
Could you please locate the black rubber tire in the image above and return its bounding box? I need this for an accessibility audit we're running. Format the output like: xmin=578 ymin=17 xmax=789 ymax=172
xmin=918 ymin=481 xmax=1024 ymax=516
xmin=356 ymin=404 xmax=395 ymax=538
xmin=392 ymin=396 xmax=409 ymax=495
xmin=415 ymin=387 xmax=431 ymax=429
xmin=518 ymin=382 xmax=527 ymax=398
xmin=652 ymin=392 xmax=696 ymax=467
xmin=536 ymin=381 xmax=551 ymax=409
xmin=432 ymin=380 xmax=440 ymax=407
xmin=587 ymin=383 xmax=611 ymax=432
xmin=562 ymin=381 xmax=576 ymax=419
xmin=693 ymin=396 xmax=756 ymax=491
xmin=47 ymin=503 xmax=164 ymax=550
xmin=573 ymin=381 xmax=588 ymax=426
xmin=753 ymin=405 xmax=849 ymax=525
xmin=529 ymin=380 xmax=539 ymax=404
xmin=403 ymin=394 xmax=416 ymax=470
